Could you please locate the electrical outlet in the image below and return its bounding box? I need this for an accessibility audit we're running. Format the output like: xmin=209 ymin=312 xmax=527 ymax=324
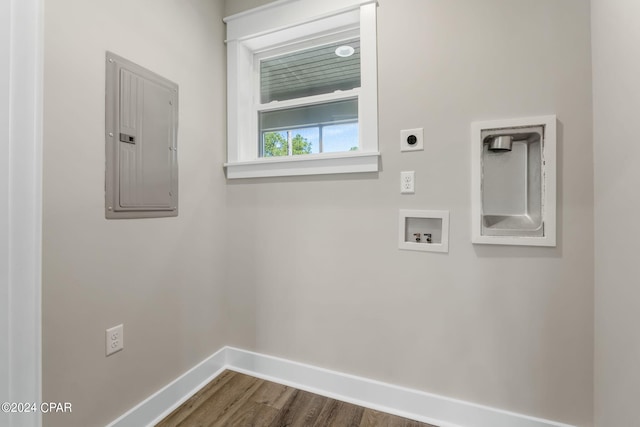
xmin=400 ymin=128 xmax=424 ymax=152
xmin=106 ymin=324 xmax=124 ymax=356
xmin=401 ymin=171 xmax=415 ymax=194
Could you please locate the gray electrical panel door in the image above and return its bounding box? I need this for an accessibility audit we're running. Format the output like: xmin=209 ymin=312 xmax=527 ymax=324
xmin=105 ymin=52 xmax=178 ymax=219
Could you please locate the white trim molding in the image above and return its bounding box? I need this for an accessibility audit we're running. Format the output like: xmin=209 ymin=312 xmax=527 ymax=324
xmin=223 ymin=0 xmax=377 ymax=42
xmin=1 ymin=0 xmax=43 ymax=426
xmin=107 ymin=347 xmax=577 ymax=427
xmin=225 ymin=151 xmax=380 ymax=179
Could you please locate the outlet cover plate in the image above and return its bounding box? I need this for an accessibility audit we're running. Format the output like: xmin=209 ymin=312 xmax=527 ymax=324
xmin=106 ymin=324 xmax=124 ymax=356
xmin=400 ymin=128 xmax=424 ymax=152
xmin=401 ymin=171 xmax=415 ymax=194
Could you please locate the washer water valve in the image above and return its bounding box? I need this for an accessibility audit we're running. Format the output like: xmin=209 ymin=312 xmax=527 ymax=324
xmin=413 ymin=233 xmax=433 ymax=243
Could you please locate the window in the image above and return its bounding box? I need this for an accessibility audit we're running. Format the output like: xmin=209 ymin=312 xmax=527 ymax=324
xmin=258 ymin=37 xmax=360 ymax=158
xmin=259 ymin=99 xmax=359 ymax=156
xmin=224 ymin=0 xmax=379 ymax=179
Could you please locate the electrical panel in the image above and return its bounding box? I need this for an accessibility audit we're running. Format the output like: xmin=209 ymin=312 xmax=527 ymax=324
xmin=105 ymin=52 xmax=178 ymax=219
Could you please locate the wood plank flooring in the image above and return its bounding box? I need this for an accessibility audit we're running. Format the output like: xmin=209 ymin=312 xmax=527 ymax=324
xmin=156 ymin=370 xmax=438 ymax=427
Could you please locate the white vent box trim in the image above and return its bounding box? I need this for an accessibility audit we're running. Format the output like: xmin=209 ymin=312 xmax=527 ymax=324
xmin=471 ymin=115 xmax=556 ymax=246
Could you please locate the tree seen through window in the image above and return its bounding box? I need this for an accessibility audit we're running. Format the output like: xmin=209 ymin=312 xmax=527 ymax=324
xmin=262 ymin=131 xmax=312 ymax=157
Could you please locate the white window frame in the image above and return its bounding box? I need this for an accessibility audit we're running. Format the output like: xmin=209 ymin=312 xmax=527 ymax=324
xmin=224 ymin=0 xmax=379 ymax=179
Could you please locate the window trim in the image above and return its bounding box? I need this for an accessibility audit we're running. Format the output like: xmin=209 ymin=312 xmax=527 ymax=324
xmin=224 ymin=0 xmax=379 ymax=179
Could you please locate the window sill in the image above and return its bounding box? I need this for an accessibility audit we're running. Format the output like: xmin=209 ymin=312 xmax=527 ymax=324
xmin=224 ymin=152 xmax=380 ymax=179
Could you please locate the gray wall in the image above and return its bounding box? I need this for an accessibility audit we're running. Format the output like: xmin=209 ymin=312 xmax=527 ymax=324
xmin=592 ymin=0 xmax=640 ymax=425
xmin=41 ymin=0 xmax=597 ymax=426
xmin=42 ymin=1 xmax=228 ymax=426
xmin=225 ymin=0 xmax=274 ymax=16
xmin=225 ymin=0 xmax=594 ymax=426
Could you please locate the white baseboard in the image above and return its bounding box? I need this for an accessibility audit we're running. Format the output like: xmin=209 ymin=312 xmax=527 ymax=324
xmin=107 ymin=346 xmax=577 ymax=427
xmin=106 ymin=347 xmax=227 ymax=427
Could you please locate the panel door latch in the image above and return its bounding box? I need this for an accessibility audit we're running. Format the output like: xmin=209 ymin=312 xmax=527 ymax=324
xmin=119 ymin=133 xmax=136 ymax=144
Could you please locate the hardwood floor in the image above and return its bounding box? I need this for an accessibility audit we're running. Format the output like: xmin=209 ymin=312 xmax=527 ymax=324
xmin=156 ymin=370 xmax=437 ymax=427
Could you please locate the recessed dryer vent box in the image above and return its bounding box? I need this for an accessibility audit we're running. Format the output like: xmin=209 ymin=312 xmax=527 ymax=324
xmin=399 ymin=210 xmax=449 ymax=253
xmin=105 ymin=52 xmax=179 ymax=219
xmin=471 ymin=115 xmax=556 ymax=246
